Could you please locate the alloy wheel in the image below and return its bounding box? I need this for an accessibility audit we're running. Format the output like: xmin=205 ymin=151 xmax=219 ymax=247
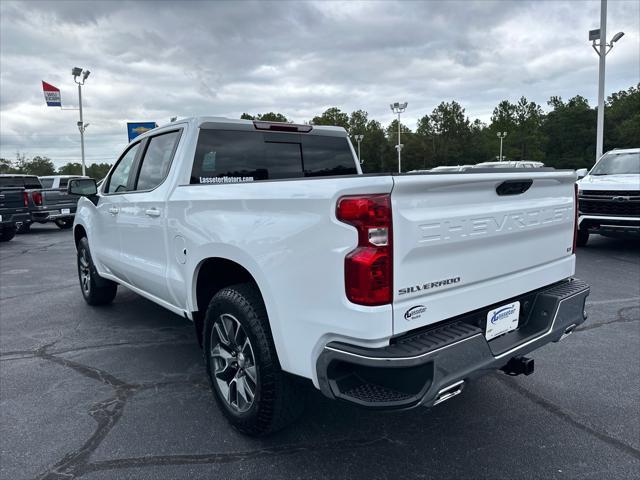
xmin=209 ymin=313 xmax=257 ymax=413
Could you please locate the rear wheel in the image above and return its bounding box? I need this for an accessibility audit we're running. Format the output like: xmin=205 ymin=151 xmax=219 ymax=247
xmin=55 ymin=219 xmax=74 ymax=229
xmin=203 ymin=283 xmax=304 ymax=436
xmin=77 ymin=237 xmax=118 ymax=305
xmin=0 ymin=226 xmax=16 ymax=242
xmin=576 ymin=229 xmax=589 ymax=247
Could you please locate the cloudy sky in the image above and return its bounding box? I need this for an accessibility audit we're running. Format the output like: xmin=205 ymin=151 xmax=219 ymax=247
xmin=1 ymin=0 xmax=638 ymax=167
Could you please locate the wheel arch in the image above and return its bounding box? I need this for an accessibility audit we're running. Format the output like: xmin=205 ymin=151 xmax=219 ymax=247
xmin=73 ymin=224 xmax=87 ymax=249
xmin=191 ymin=257 xmax=279 ymax=359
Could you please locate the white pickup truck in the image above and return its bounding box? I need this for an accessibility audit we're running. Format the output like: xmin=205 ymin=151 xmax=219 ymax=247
xmin=69 ymin=117 xmax=590 ymax=435
xmin=576 ymin=148 xmax=640 ymax=246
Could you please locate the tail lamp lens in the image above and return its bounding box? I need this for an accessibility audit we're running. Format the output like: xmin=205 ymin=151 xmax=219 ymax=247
xmin=336 ymin=194 xmax=392 ymax=306
xmin=31 ymin=191 xmax=43 ymax=206
xmin=23 ymin=191 xmax=29 ymax=207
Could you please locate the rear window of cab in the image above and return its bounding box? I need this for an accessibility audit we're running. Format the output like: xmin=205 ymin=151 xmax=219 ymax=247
xmin=191 ymin=130 xmax=357 ymax=184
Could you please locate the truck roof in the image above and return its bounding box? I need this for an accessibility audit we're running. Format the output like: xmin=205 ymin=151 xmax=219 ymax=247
xmin=148 ymin=116 xmax=347 ymax=138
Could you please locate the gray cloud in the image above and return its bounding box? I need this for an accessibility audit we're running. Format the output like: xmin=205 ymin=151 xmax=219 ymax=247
xmin=1 ymin=0 xmax=638 ymax=167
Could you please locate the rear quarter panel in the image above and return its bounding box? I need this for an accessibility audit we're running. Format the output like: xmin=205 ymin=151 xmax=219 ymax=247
xmin=166 ymin=175 xmax=395 ymax=383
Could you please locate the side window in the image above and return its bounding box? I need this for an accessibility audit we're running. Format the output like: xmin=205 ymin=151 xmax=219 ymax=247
xmin=106 ymin=143 xmax=140 ymax=194
xmin=40 ymin=178 xmax=54 ymax=188
xmin=58 ymin=178 xmax=73 ymax=189
xmin=134 ymin=131 xmax=181 ymax=191
xmin=301 ymin=136 xmax=357 ymax=177
xmin=191 ymin=130 xmax=316 ymax=184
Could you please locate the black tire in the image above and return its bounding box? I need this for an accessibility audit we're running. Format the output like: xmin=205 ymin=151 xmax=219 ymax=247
xmin=16 ymin=222 xmax=31 ymax=234
xmin=203 ymin=283 xmax=304 ymax=436
xmin=77 ymin=237 xmax=118 ymax=305
xmin=0 ymin=226 xmax=16 ymax=242
xmin=55 ymin=219 xmax=73 ymax=229
xmin=576 ymin=229 xmax=589 ymax=247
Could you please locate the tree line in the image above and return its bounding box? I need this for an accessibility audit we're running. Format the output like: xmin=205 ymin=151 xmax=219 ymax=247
xmin=2 ymin=83 xmax=637 ymax=177
xmin=0 ymin=154 xmax=112 ymax=179
xmin=244 ymin=83 xmax=638 ymax=172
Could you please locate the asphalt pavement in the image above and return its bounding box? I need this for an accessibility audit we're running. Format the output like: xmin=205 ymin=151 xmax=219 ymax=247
xmin=1 ymin=224 xmax=639 ymax=480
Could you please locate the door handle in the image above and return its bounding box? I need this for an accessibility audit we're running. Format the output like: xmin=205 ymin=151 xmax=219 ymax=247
xmin=108 ymin=207 xmax=119 ymax=215
xmin=145 ymin=208 xmax=161 ymax=218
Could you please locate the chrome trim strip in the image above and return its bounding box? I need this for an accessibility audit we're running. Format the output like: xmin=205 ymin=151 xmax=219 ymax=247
xmin=579 ymin=215 xmax=639 ymax=225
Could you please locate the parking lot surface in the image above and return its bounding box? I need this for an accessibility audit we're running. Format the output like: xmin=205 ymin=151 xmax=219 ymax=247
xmin=1 ymin=224 xmax=639 ymax=480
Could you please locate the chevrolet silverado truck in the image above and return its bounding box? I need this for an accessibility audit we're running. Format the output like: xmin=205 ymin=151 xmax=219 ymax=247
xmin=0 ymin=174 xmax=42 ymax=232
xmin=0 ymin=184 xmax=30 ymax=242
xmin=69 ymin=117 xmax=590 ymax=435
xmin=577 ymin=148 xmax=640 ymax=246
xmin=0 ymin=174 xmax=82 ymax=232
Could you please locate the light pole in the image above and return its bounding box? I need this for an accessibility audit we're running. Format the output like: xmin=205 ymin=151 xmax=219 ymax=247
xmin=390 ymin=102 xmax=408 ymax=173
xmin=497 ymin=132 xmax=507 ymax=161
xmin=590 ymin=0 xmax=625 ymax=161
xmin=354 ymin=134 xmax=364 ymax=164
xmin=72 ymin=67 xmax=90 ymax=176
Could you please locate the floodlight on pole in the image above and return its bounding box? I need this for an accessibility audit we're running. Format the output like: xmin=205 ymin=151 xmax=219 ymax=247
xmin=72 ymin=67 xmax=90 ymax=176
xmin=590 ymin=0 xmax=625 ymax=161
xmin=497 ymin=132 xmax=508 ymax=161
xmin=390 ymin=101 xmax=408 ymax=173
xmin=354 ymin=134 xmax=364 ymax=164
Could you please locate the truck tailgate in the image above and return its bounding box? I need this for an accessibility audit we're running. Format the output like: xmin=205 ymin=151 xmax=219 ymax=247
xmin=42 ymin=189 xmax=77 ymax=208
xmin=391 ymin=171 xmax=576 ymax=335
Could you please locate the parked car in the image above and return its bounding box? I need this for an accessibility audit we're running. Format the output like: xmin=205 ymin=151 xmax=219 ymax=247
xmin=472 ymin=161 xmax=545 ymax=169
xmin=576 ymin=148 xmax=640 ymax=246
xmin=69 ymin=116 xmax=590 ymax=435
xmin=0 ymin=180 xmax=30 ymax=242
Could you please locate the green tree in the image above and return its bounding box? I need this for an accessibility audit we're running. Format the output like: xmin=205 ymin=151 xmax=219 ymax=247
xmin=605 ymin=84 xmax=640 ymax=150
xmin=542 ymin=95 xmax=596 ymax=169
xmin=257 ymin=112 xmax=288 ymax=122
xmin=240 ymin=112 xmax=289 ymax=122
xmin=86 ymin=163 xmax=112 ymax=180
xmin=0 ymin=157 xmax=16 ymax=174
xmin=19 ymin=155 xmax=56 ymax=176
xmin=311 ymin=107 xmax=349 ymax=130
xmin=58 ymin=162 xmax=83 ymax=175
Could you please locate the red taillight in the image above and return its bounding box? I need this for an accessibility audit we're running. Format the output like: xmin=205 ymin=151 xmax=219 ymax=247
xmin=23 ymin=191 xmax=29 ymax=207
xmin=336 ymin=194 xmax=392 ymax=306
xmin=31 ymin=191 xmax=43 ymax=206
xmin=572 ymin=183 xmax=578 ymax=254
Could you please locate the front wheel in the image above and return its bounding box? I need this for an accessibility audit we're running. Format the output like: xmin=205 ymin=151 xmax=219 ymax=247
xmin=203 ymin=284 xmax=304 ymax=436
xmin=55 ymin=219 xmax=74 ymax=229
xmin=576 ymin=229 xmax=589 ymax=247
xmin=77 ymin=237 xmax=118 ymax=305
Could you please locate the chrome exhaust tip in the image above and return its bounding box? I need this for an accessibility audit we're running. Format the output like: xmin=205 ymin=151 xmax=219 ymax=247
xmin=561 ymin=324 xmax=577 ymax=340
xmin=433 ymin=380 xmax=464 ymax=406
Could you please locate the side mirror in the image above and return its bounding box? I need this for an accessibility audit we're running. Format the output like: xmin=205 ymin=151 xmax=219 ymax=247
xmin=576 ymin=168 xmax=588 ymax=179
xmin=68 ymin=178 xmax=97 ymax=196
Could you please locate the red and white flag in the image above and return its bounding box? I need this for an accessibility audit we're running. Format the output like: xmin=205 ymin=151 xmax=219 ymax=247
xmin=42 ymin=81 xmax=61 ymax=107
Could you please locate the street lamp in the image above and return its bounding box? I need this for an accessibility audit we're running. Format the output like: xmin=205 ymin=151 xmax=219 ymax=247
xmin=72 ymin=67 xmax=90 ymax=176
xmin=390 ymin=102 xmax=408 ymax=173
xmin=590 ymin=0 xmax=625 ymax=161
xmin=497 ymin=132 xmax=507 ymax=161
xmin=354 ymin=134 xmax=364 ymax=164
